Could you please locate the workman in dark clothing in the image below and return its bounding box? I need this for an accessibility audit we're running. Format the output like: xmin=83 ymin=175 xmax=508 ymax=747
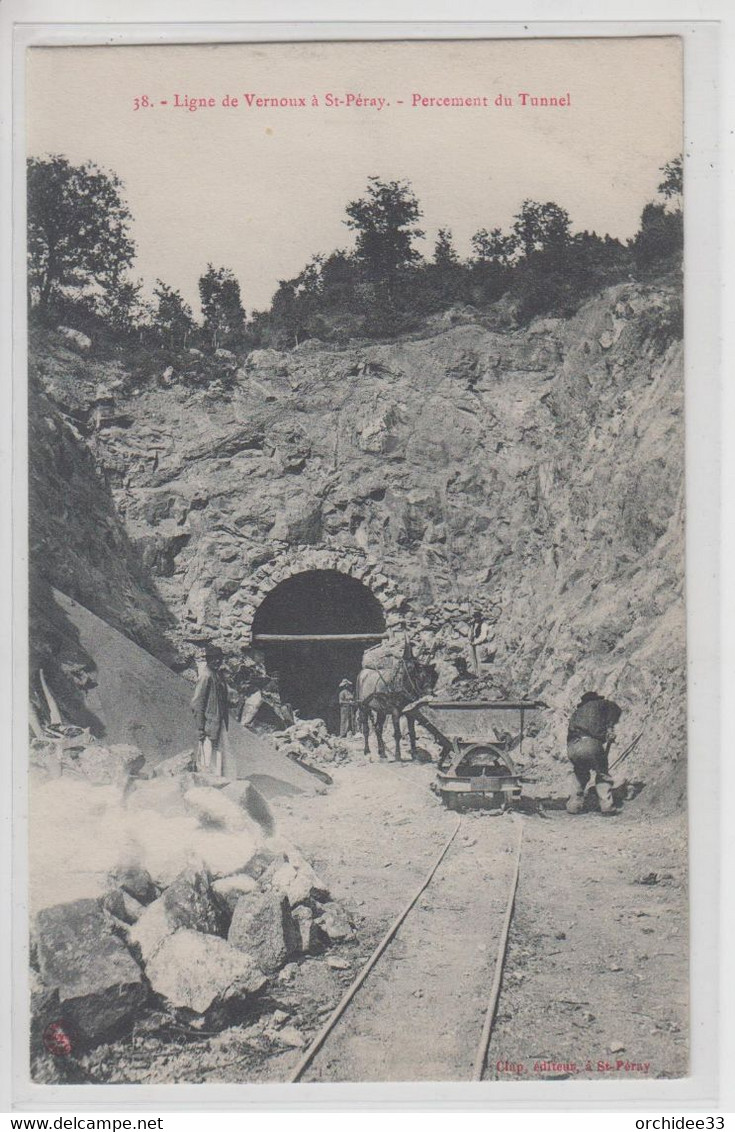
xmin=338 ymin=678 xmax=356 ymax=737
xmin=190 ymin=641 xmax=231 ymax=776
xmin=565 ymin=691 xmax=622 ymax=815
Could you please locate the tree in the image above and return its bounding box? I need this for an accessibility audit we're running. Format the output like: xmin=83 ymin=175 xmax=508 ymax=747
xmin=629 ymin=155 xmax=683 ymax=273
xmin=344 ymin=176 xmax=424 ymax=293
xmin=267 ymin=256 xmax=328 ymax=347
xmin=433 ymin=228 xmax=459 ymax=267
xmin=27 ymin=155 xmax=135 ymax=311
xmin=471 ymin=226 xmax=516 ymax=266
xmin=657 ymin=155 xmax=683 ymax=205
xmin=268 ymin=280 xmax=303 ymax=347
xmin=198 ymin=264 xmax=246 ymax=350
xmin=425 ymin=227 xmax=469 ymax=307
xmin=320 ymin=249 xmax=358 ymax=306
xmin=101 ymin=277 xmax=147 ymax=338
xmin=631 ymin=202 xmax=683 ymax=270
xmin=511 ymin=200 xmax=572 ymax=258
xmin=151 ymin=281 xmax=195 ymax=350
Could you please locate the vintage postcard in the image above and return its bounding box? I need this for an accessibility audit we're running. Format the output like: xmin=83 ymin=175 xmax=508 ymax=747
xmin=21 ymin=35 xmax=689 ymax=1091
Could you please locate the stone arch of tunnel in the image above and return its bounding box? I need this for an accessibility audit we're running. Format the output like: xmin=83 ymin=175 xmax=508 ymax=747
xmin=251 ymin=569 xmax=387 ymax=733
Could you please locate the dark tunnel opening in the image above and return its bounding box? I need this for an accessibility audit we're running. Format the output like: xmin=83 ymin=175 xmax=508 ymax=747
xmin=251 ymin=570 xmax=387 ymax=732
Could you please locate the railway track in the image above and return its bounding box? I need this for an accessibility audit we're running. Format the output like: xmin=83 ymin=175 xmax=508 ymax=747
xmin=288 ymin=813 xmax=524 ymax=1083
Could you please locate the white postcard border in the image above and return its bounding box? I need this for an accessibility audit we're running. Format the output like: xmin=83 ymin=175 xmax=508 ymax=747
xmin=0 ymin=5 xmax=725 ymax=1114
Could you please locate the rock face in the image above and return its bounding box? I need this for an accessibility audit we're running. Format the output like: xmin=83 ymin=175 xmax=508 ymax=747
xmin=28 ymin=372 xmax=176 ymax=688
xmin=30 ymin=280 xmax=686 ymax=801
xmin=34 ymin=898 xmax=146 ymax=1044
xmin=144 ymin=929 xmax=266 ymax=1015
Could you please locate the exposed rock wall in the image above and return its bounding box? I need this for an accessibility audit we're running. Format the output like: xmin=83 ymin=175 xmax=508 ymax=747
xmin=29 ymin=370 xmax=177 ymax=667
xmin=30 ymin=279 xmax=685 ymax=802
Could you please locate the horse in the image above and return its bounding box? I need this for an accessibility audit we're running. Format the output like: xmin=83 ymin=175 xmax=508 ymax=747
xmin=355 ymin=645 xmax=434 ymax=761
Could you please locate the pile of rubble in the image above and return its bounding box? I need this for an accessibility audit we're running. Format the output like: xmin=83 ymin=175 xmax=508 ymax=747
xmin=272 ymin=718 xmax=359 ymax=770
xmin=29 ymin=731 xmax=355 ymax=1078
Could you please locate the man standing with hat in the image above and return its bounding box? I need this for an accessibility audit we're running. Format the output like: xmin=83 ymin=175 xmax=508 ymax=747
xmin=338 ymin=678 xmax=356 ymax=737
xmin=189 ymin=636 xmax=231 ymax=776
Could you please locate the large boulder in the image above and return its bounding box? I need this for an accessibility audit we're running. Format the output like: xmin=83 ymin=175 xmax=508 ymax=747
xmin=212 ymin=873 xmax=259 ymax=913
xmin=246 ymin=347 xmax=285 ymax=370
xmin=34 ymin=898 xmax=146 ymax=1044
xmin=127 ymin=898 xmax=175 ymax=963
xmin=102 ymin=888 xmax=146 ymax=925
xmin=163 ymin=867 xmax=226 ymax=934
xmin=239 ymin=689 xmax=291 ymax=731
xmin=222 ymin=781 xmax=275 ymax=835
xmin=129 ymin=868 xmax=225 ymax=962
xmin=188 ymin=828 xmax=259 ymax=880
xmin=228 ymin=890 xmax=300 ymax=974
xmin=242 ymin=847 xmax=286 ymax=881
xmin=265 ymin=857 xmax=330 ymax=908
xmin=145 ymin=929 xmax=266 ymax=1016
xmin=107 ymin=864 xmax=157 ymax=905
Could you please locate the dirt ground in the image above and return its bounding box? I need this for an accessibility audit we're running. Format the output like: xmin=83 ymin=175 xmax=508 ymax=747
xmin=271 ymin=755 xmax=688 ymax=1083
xmin=78 ymin=751 xmax=687 ymax=1085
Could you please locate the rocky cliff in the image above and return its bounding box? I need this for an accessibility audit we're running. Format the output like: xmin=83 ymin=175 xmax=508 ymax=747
xmin=30 ymin=277 xmax=685 ymax=804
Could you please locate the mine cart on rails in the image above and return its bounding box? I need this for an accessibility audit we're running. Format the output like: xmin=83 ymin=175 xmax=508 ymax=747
xmin=404 ymin=699 xmax=546 ymax=812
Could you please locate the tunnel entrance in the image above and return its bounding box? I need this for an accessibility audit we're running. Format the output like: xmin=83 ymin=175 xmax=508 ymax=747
xmin=251 ymin=570 xmax=387 ymax=732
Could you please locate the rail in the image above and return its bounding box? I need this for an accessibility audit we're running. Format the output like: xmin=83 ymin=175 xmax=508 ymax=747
xmin=288 ymin=815 xmax=524 ymax=1083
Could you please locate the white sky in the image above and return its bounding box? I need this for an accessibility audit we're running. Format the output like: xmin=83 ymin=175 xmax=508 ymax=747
xmin=26 ymin=38 xmax=683 ymax=313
